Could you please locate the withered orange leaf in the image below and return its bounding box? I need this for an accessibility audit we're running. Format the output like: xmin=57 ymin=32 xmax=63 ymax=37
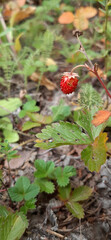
xmin=58 ymin=11 xmax=74 ymax=24
xmin=75 ymin=7 xmax=97 ymax=19
xmin=92 ymin=110 xmax=111 ymax=127
xmin=73 ymin=15 xmax=89 ymax=31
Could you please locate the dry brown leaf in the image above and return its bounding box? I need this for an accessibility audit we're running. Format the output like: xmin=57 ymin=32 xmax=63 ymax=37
xmin=75 ymin=7 xmax=97 ymax=19
xmin=30 ymin=72 xmax=57 ymax=90
xmin=16 ymin=0 xmax=26 ymax=7
xmin=88 ymin=68 xmax=107 ymax=81
xmin=58 ymin=11 xmax=74 ymax=24
xmin=11 ymin=7 xmax=36 ymax=23
xmin=92 ymin=110 xmax=111 ymax=127
xmin=3 ymin=3 xmax=36 ymax=23
xmin=73 ymin=15 xmax=89 ymax=31
xmin=4 ymin=150 xmax=31 ymax=169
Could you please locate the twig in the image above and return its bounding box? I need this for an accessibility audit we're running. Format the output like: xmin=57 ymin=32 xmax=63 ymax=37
xmin=46 ymin=229 xmax=64 ymax=239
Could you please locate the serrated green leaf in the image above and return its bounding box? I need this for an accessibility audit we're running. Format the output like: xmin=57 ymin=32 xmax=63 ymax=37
xmin=8 ymin=176 xmax=39 ymax=202
xmin=71 ymin=186 xmax=92 ymax=202
xmin=0 ymin=98 xmax=22 ymax=116
xmin=81 ymin=132 xmax=108 ymax=172
xmin=22 ymin=121 xmax=41 ymax=131
xmin=66 ymin=201 xmax=84 ymax=219
xmin=0 ymin=213 xmax=28 ymax=240
xmin=35 ymin=121 xmax=92 ymax=149
xmin=74 ymin=110 xmax=93 ymax=140
xmin=34 ymin=178 xmax=55 ymax=194
xmin=58 ymin=184 xmax=71 ymax=201
xmin=55 ymin=166 xmax=76 ymax=187
xmin=34 ymin=159 xmax=55 ymax=178
xmin=51 ymin=100 xmax=71 ymax=122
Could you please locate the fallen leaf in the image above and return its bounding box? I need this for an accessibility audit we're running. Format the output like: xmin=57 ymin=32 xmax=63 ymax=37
xmin=4 ymin=150 xmax=31 ymax=169
xmin=73 ymin=15 xmax=89 ymax=31
xmin=92 ymin=110 xmax=111 ymax=127
xmin=30 ymin=72 xmax=57 ymax=90
xmin=58 ymin=11 xmax=74 ymax=24
xmin=45 ymin=58 xmax=57 ymax=67
xmin=73 ymin=6 xmax=97 ymax=31
xmin=75 ymin=7 xmax=97 ymax=19
xmin=16 ymin=0 xmax=26 ymax=7
xmin=88 ymin=68 xmax=107 ymax=81
xmin=11 ymin=7 xmax=36 ymax=24
xmin=3 ymin=4 xmax=36 ymax=23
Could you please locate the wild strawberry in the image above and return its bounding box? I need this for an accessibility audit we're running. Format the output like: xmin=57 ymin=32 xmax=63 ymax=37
xmin=60 ymin=72 xmax=79 ymax=94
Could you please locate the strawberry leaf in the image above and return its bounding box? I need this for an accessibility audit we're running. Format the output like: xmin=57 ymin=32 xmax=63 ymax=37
xmin=66 ymin=201 xmax=84 ymax=219
xmin=81 ymin=132 xmax=108 ymax=171
xmin=35 ymin=121 xmax=92 ymax=149
xmin=34 ymin=159 xmax=55 ymax=178
xmin=71 ymin=186 xmax=92 ymax=202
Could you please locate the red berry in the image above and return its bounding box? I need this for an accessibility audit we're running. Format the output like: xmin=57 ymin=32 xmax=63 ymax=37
xmin=60 ymin=72 xmax=79 ymax=94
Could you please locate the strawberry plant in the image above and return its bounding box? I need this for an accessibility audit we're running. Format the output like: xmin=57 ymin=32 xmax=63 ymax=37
xmin=35 ymin=30 xmax=111 ymax=172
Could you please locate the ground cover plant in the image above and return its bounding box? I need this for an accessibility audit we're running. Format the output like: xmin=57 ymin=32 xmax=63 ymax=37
xmin=0 ymin=0 xmax=111 ymax=239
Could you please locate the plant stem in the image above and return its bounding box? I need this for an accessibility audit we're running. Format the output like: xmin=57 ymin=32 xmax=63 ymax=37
xmin=76 ymin=34 xmax=94 ymax=69
xmin=73 ymin=31 xmax=111 ymax=99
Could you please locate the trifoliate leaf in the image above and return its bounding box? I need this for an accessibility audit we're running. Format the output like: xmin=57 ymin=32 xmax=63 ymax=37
xmin=55 ymin=166 xmax=76 ymax=187
xmin=34 ymin=159 xmax=55 ymax=178
xmin=8 ymin=176 xmax=40 ymax=202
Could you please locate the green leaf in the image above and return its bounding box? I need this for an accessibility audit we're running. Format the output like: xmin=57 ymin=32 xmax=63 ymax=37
xmin=19 ymin=100 xmax=40 ymax=118
xmin=0 ymin=205 xmax=10 ymax=218
xmin=0 ymin=212 xmax=28 ymax=240
xmin=81 ymin=132 xmax=108 ymax=172
xmin=3 ymin=129 xmax=19 ymax=143
xmin=34 ymin=178 xmax=55 ymax=194
xmin=34 ymin=159 xmax=55 ymax=178
xmin=35 ymin=121 xmax=92 ymax=149
xmin=66 ymin=201 xmax=84 ymax=219
xmin=22 ymin=121 xmax=41 ymax=131
xmin=0 ymin=98 xmax=22 ymax=116
xmin=28 ymin=112 xmax=52 ymax=124
xmin=55 ymin=166 xmax=76 ymax=187
xmin=58 ymin=184 xmax=71 ymax=201
xmin=20 ymin=199 xmax=36 ymax=214
xmin=51 ymin=100 xmax=71 ymax=122
xmin=74 ymin=110 xmax=93 ymax=141
xmin=71 ymin=186 xmax=92 ymax=202
xmin=8 ymin=176 xmax=40 ymax=202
